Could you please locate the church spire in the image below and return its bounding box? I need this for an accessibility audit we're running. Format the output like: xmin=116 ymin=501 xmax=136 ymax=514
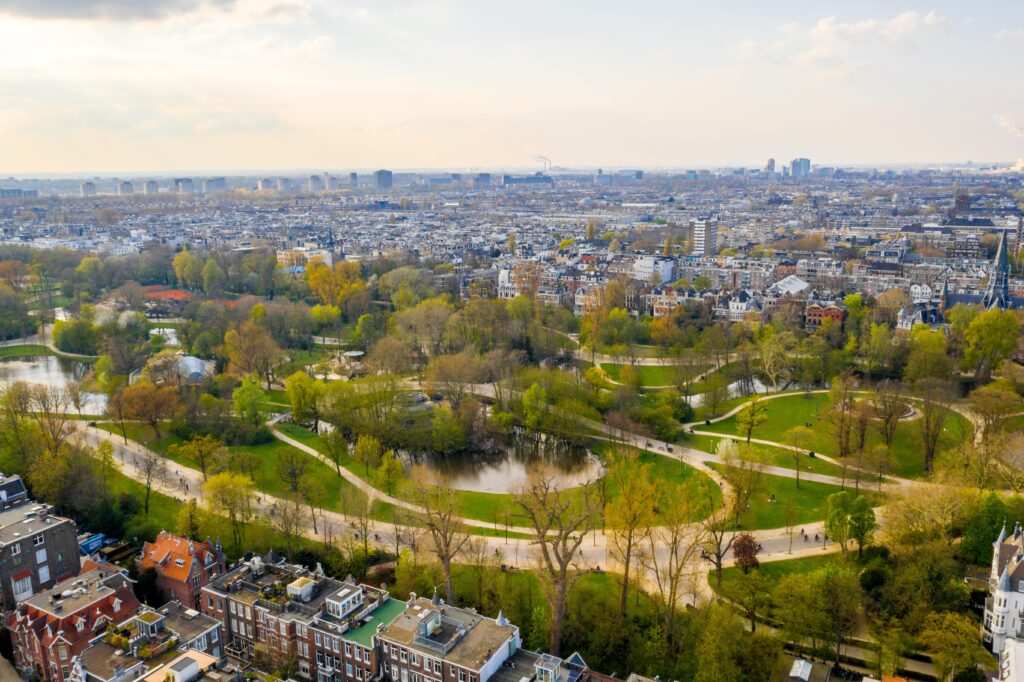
xmin=983 ymin=231 xmax=1010 ymax=310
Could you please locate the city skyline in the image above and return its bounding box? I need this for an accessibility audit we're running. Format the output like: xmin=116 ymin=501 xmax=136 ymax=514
xmin=2 ymin=0 xmax=1024 ymax=173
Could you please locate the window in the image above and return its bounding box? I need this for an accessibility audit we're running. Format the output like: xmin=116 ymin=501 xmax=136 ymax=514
xmin=246 ymin=624 xmax=253 ymax=638
xmin=38 ymin=565 xmax=50 ymax=584
xmin=333 ymin=636 xmax=339 ymax=653
xmin=280 ymin=621 xmax=287 ymax=635
xmin=12 ymin=575 xmax=32 ymax=600
xmin=211 ymin=629 xmax=218 ymax=642
xmin=35 ymin=548 xmax=46 ymax=564
xmin=357 ymin=668 xmax=363 ymax=680
xmin=59 ymin=645 xmax=67 ymax=660
xmin=433 ymin=661 xmax=441 ymax=674
xmin=400 ymin=650 xmax=408 ymax=662
xmin=245 ymin=606 xmax=252 ymax=620
xmin=208 ymin=596 xmax=214 ymax=609
xmin=315 ymin=632 xmax=322 ymax=646
xmin=458 ymin=670 xmax=466 ymax=682
xmin=411 ymin=654 xmax=419 ymax=666
xmin=317 ymin=652 xmax=324 ymax=666
xmin=345 ymin=643 xmax=353 ymax=657
xmin=366 ymin=650 xmax=373 ymax=664
xmin=33 ymin=534 xmax=44 ymax=546
xmin=10 ymin=542 xmax=20 ymax=556
xmin=346 ymin=664 xmax=353 ymax=676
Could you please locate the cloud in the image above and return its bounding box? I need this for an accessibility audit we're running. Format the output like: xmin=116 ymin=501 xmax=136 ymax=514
xmin=0 ymin=0 xmax=235 ymax=21
xmin=994 ymin=29 xmax=1024 ymax=41
xmin=258 ymin=34 xmax=333 ymax=60
xmin=995 ymin=115 xmax=1024 ymax=140
xmin=734 ymin=9 xmax=947 ymax=81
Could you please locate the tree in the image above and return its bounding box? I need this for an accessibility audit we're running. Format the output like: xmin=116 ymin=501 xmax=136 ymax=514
xmin=305 ymin=258 xmax=364 ymax=308
xmin=224 ymin=320 xmax=282 ymax=389
xmin=170 ymin=434 xmax=223 ymax=481
xmin=604 ymin=450 xmax=657 ymax=616
xmin=172 ymin=249 xmax=202 ymax=289
xmin=716 ymin=440 xmax=764 ymax=527
xmin=774 ymin=573 xmax=829 ymax=654
xmin=643 ymin=491 xmax=704 ymax=639
xmin=276 ymin=448 xmax=308 ymax=494
xmin=106 ymin=385 xmax=131 ymax=444
xmin=784 ymin=425 xmax=814 ymax=488
xmin=829 ymin=371 xmax=857 ymax=460
xmin=918 ymin=612 xmax=989 ymax=681
xmin=917 ymin=378 xmax=953 ymax=473
xmin=736 ymin=396 xmax=768 ymax=444
xmin=285 ymin=371 xmax=324 ymax=431
xmin=202 ymin=258 xmax=227 ymax=296
xmin=375 ymin=450 xmax=404 ymax=496
xmin=693 ymin=605 xmax=744 ymax=682
xmin=414 ymin=472 xmax=470 ymax=605
xmin=969 ymin=382 xmax=1020 ymax=448
xmin=233 ymin=374 xmax=266 ymax=426
xmin=820 ymin=565 xmax=862 ymax=666
xmin=731 ymin=532 xmax=760 ymax=573
xmin=873 ymin=381 xmax=905 ymax=448
xmin=702 ymin=375 xmax=731 ymax=417
xmin=204 ymin=472 xmax=255 ymax=548
xmin=353 ymin=435 xmax=383 ymax=476
xmin=138 ymin=449 xmax=167 ymax=515
xmin=515 ymin=471 xmax=599 ymax=656
xmin=963 ymin=308 xmax=1020 ymax=382
xmin=522 ymin=383 xmax=548 ymax=432
xmin=723 ymin=570 xmax=772 ymax=633
xmin=275 ymin=493 xmax=310 ymax=561
xmin=123 ymin=380 xmax=179 ymax=439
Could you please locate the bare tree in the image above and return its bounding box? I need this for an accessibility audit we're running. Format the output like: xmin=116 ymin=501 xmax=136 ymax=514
xmin=514 ymin=470 xmax=599 ymax=657
xmin=414 ymin=470 xmax=470 ymax=605
xmin=137 ymin=450 xmax=167 ymax=515
xmin=275 ymin=493 xmax=310 ymax=561
xmin=642 ymin=493 xmax=705 ymax=643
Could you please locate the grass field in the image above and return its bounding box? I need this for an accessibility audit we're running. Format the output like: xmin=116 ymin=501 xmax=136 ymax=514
xmin=684 ymin=433 xmax=850 ymax=479
xmin=279 ymin=423 xmax=722 ymax=527
xmin=713 ymin=552 xmax=841 ymax=592
xmin=96 ymin=422 xmax=369 ymax=512
xmin=0 ymin=344 xmax=53 ymax=358
xmin=705 ymin=462 xmax=884 ymax=529
xmin=600 ymin=363 xmax=679 ymax=387
xmin=700 ymin=392 xmax=971 ymax=478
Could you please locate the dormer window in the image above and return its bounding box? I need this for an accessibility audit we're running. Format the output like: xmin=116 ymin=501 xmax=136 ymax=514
xmin=75 ymin=619 xmax=84 ymax=632
xmin=175 ymin=559 xmax=185 ymax=568
xmin=112 ymin=598 xmax=122 ymax=612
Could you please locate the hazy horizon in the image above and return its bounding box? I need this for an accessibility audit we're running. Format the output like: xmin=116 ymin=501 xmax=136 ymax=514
xmin=2 ymin=0 xmax=1023 ymax=174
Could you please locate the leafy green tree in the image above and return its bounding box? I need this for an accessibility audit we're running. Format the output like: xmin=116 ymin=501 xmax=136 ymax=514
xmin=431 ymin=407 xmax=466 ymax=453
xmin=353 ymin=434 xmax=383 ymax=476
xmin=375 ymin=450 xmax=403 ymax=496
xmin=233 ymin=373 xmax=266 ymax=426
xmin=963 ymin=308 xmax=1020 ymax=383
xmin=202 ymin=258 xmax=227 ymax=296
xmin=736 ymin=396 xmax=768 ymax=444
xmin=693 ymin=605 xmax=743 ymax=682
xmin=285 ymin=371 xmax=324 ymax=431
xmin=170 ymin=434 xmax=224 ymax=481
xmin=918 ymin=612 xmax=989 ymax=681
xmin=522 ymin=383 xmax=548 ymax=432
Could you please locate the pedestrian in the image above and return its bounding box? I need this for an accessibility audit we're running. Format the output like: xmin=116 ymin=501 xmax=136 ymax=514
xmin=814 ymin=533 xmax=819 ymax=541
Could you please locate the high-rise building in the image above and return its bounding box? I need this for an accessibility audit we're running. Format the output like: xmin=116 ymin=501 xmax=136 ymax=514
xmin=276 ymin=177 xmax=291 ymax=192
xmin=374 ymin=169 xmax=393 ymax=190
xmin=80 ymin=181 xmax=96 ymax=197
xmin=202 ymin=177 xmax=226 ymax=193
xmin=116 ymin=180 xmax=133 ymax=195
xmin=765 ymin=158 xmax=776 ymax=173
xmin=473 ymin=172 xmax=491 ymax=189
xmin=257 ymin=178 xmax=275 ymax=191
xmin=308 ymin=174 xmax=324 ymax=192
xmin=790 ymin=158 xmax=811 ymax=178
xmin=692 ymin=219 xmax=718 ymax=257
xmin=324 ymin=173 xmax=339 ymax=190
xmin=349 ymin=172 xmax=358 ymax=188
xmin=143 ymin=180 xmax=159 ymax=194
xmin=173 ymin=177 xmax=194 ymax=193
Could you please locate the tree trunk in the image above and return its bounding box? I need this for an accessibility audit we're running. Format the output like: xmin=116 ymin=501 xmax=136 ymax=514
xmin=550 ymin=579 xmax=567 ymax=657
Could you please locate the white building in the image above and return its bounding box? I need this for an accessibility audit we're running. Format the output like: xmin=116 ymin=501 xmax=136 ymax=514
xmin=633 ymin=255 xmax=675 ymax=284
xmin=1001 ymin=640 xmax=1024 ymax=681
xmin=692 ymin=220 xmax=717 ymax=257
xmin=80 ymin=181 xmax=97 ymax=197
xmin=117 ymin=181 xmax=133 ymax=195
xmin=985 ymin=523 xmax=1024 ymax=653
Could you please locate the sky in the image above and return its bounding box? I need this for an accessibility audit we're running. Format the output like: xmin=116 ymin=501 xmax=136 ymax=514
xmin=1 ymin=0 xmax=1024 ymax=174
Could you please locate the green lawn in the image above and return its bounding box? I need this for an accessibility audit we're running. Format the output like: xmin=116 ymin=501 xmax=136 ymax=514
xmin=683 ymin=433 xmax=849 ymax=478
xmin=706 ymin=462 xmax=884 ymax=530
xmin=700 ymin=392 xmax=971 ymax=478
xmin=96 ymin=422 xmax=368 ymax=512
xmin=600 ymin=363 xmax=681 ymax=387
xmin=279 ymin=423 xmax=722 ymax=527
xmin=0 ymin=344 xmax=53 ymax=358
xmin=713 ymin=552 xmax=842 ymax=592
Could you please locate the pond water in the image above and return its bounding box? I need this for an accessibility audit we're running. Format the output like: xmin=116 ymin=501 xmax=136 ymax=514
xmin=149 ymin=327 xmax=179 ymax=346
xmin=0 ymin=355 xmax=107 ymax=414
xmin=407 ymin=434 xmax=604 ymax=494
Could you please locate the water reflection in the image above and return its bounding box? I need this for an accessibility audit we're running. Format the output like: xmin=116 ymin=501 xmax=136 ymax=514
xmin=409 ymin=432 xmax=604 ymax=494
xmin=0 ymin=355 xmax=107 ymax=414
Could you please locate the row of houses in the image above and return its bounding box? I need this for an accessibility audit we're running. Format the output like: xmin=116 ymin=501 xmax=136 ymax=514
xmin=6 ymin=531 xmax=606 ymax=682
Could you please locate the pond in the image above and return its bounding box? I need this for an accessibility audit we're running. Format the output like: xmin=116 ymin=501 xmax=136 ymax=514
xmin=0 ymin=355 xmax=107 ymax=414
xmin=407 ymin=433 xmax=604 ymax=494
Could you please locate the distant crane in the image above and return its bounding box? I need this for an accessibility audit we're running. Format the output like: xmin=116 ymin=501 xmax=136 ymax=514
xmin=534 ymin=155 xmax=551 ymax=172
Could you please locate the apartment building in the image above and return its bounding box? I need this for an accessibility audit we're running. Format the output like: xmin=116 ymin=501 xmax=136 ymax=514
xmin=7 ymin=562 xmax=143 ymax=682
xmin=376 ymin=593 xmax=520 ymax=682
xmin=0 ymin=476 xmax=80 ymax=610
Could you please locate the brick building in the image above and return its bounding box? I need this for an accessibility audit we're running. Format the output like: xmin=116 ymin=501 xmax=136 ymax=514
xmin=7 ymin=562 xmax=142 ymax=682
xmin=138 ymin=532 xmax=224 ymax=610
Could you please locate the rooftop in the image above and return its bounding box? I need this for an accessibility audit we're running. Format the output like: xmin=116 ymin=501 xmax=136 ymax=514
xmin=344 ymin=596 xmax=405 ymax=648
